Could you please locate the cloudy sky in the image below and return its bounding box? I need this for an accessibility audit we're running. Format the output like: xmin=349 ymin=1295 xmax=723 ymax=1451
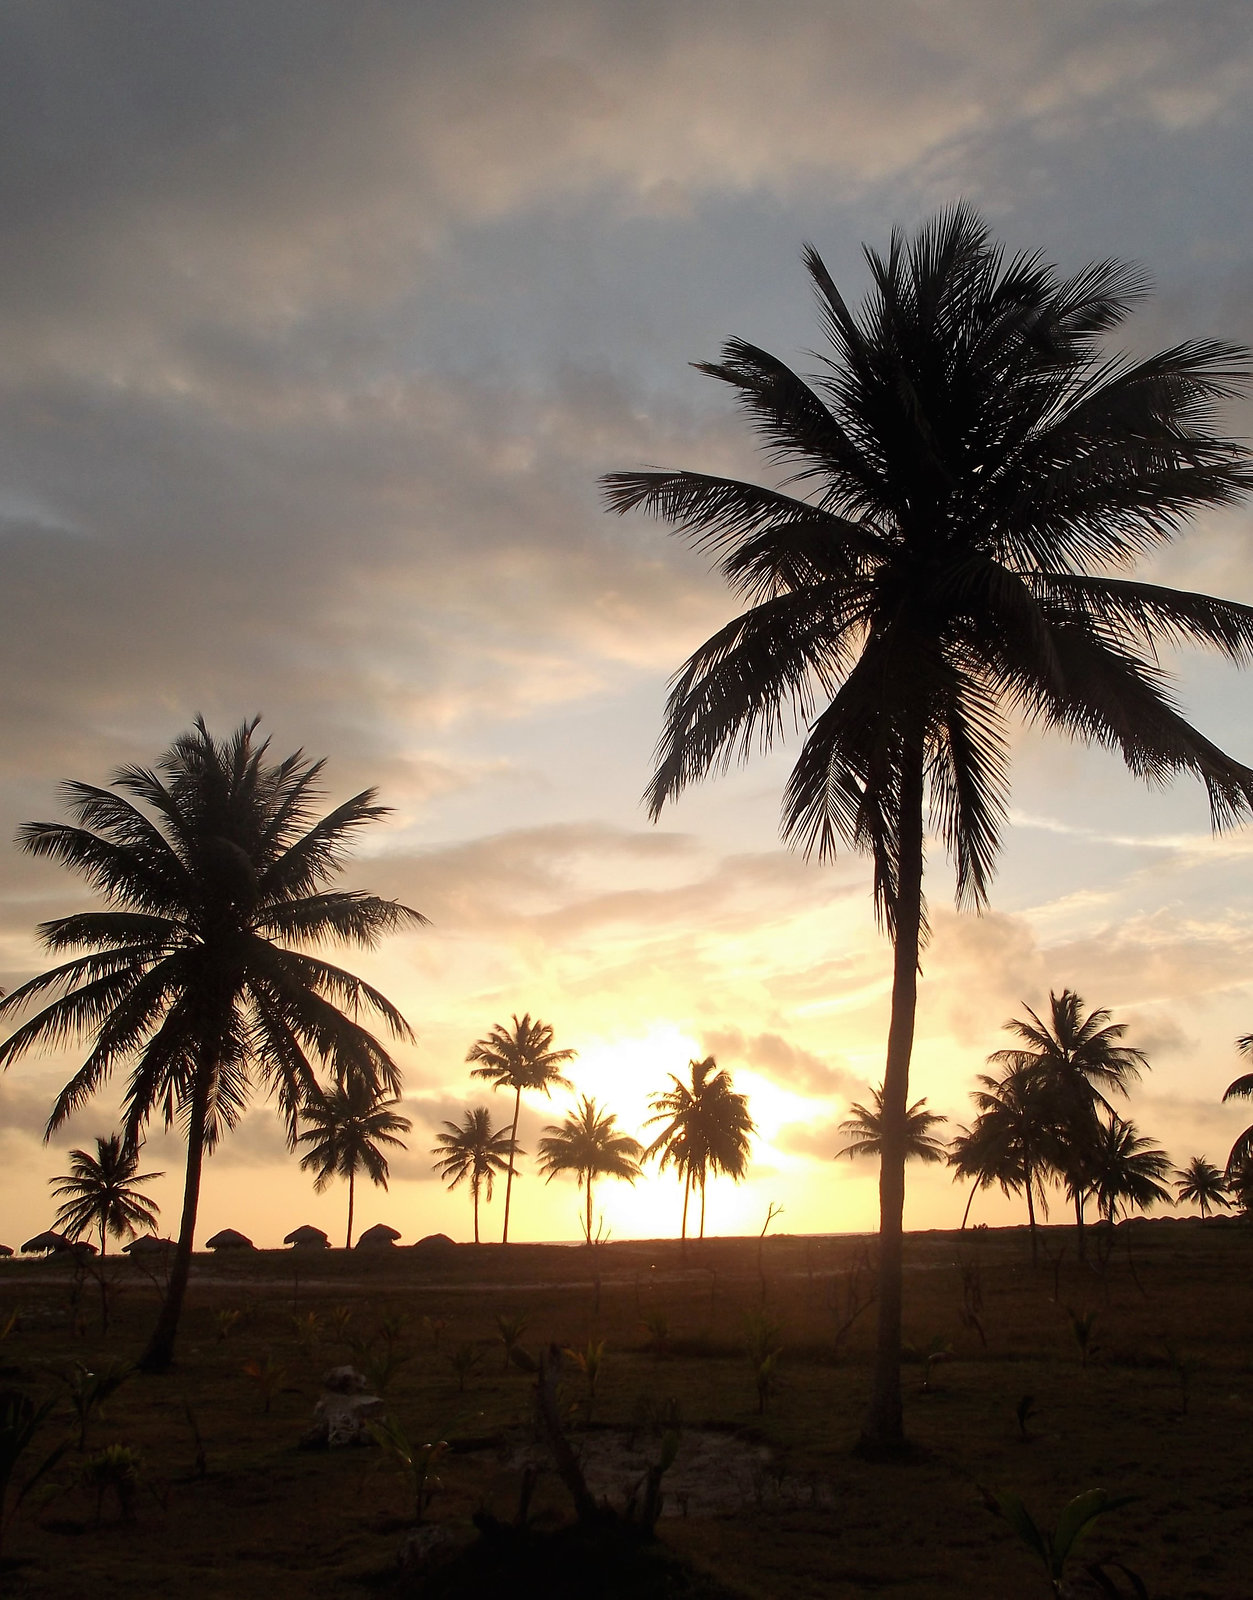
xmin=2 ymin=0 xmax=1253 ymax=1249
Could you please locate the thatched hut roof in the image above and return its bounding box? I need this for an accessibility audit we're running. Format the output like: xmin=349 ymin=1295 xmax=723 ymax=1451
xmin=205 ymin=1228 xmax=255 ymax=1251
xmin=21 ymin=1230 xmax=70 ymax=1255
xmin=0 ymin=1244 xmax=13 ymax=1257
xmin=412 ymin=1232 xmax=456 ymax=1252
xmin=355 ymin=1223 xmax=401 ymax=1249
xmin=283 ymin=1224 xmax=330 ymax=1248
xmin=123 ymin=1235 xmax=175 ymax=1256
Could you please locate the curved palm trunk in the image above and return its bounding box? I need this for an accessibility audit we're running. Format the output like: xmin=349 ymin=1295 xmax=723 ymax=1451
xmin=858 ymin=745 xmax=924 ymax=1458
xmin=959 ymin=1180 xmax=979 ymax=1231
xmin=139 ymin=1077 xmax=210 ymax=1373
xmin=345 ymin=1167 xmax=356 ymax=1250
xmin=502 ymin=1086 xmax=522 ymax=1245
xmin=1025 ymin=1166 xmax=1039 ymax=1267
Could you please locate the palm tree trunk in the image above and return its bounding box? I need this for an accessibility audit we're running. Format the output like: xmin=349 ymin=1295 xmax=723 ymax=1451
xmin=681 ymin=1168 xmax=690 ymax=1241
xmin=139 ymin=1076 xmax=210 ymax=1373
xmin=98 ymin=1224 xmax=109 ymax=1335
xmin=346 ymin=1167 xmax=355 ymax=1250
xmin=699 ymin=1177 xmax=707 ymax=1240
xmin=1074 ymin=1188 xmax=1086 ymax=1261
xmin=858 ymin=741 xmax=924 ymax=1458
xmin=586 ymin=1176 xmax=594 ymax=1246
xmin=472 ymin=1176 xmax=480 ymax=1245
xmin=959 ymin=1181 xmax=979 ymax=1230
xmin=502 ymin=1086 xmax=522 ymax=1245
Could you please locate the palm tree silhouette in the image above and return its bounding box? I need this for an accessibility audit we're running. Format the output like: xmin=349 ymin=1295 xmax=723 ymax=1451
xmin=537 ymin=1096 xmax=643 ymax=1245
xmin=51 ymin=1132 xmax=162 ymax=1258
xmin=467 ymin=1014 xmax=575 ymax=1244
xmin=948 ymin=1065 xmax=1058 ymax=1263
xmin=297 ymin=1078 xmax=411 ymax=1248
xmin=1081 ymin=1115 xmax=1173 ymax=1225
xmin=0 ymin=718 xmax=423 ymax=1370
xmin=604 ymin=206 xmax=1253 ymax=1451
xmin=836 ymin=1085 xmax=948 ymax=1165
xmin=1173 ymin=1155 xmax=1231 ymax=1219
xmin=993 ymin=990 xmax=1147 ymax=1255
xmin=1222 ymin=1036 xmax=1253 ymax=1178
xmin=431 ymin=1107 xmax=519 ymax=1244
xmin=645 ymin=1056 xmax=755 ymax=1240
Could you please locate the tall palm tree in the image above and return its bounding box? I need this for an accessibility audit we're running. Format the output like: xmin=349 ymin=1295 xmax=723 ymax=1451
xmin=836 ymin=1085 xmax=948 ymax=1163
xmin=467 ymin=1014 xmax=575 ymax=1244
xmin=645 ymin=1056 xmax=755 ymax=1240
xmin=536 ymin=1096 xmax=643 ymax=1245
xmin=1221 ymin=1035 xmax=1253 ymax=1178
xmin=1173 ymin=1155 xmax=1230 ymax=1219
xmin=50 ymin=1132 xmax=162 ymax=1258
xmin=1080 ymin=1115 xmax=1173 ymax=1225
xmin=948 ymin=1065 xmax=1058 ymax=1263
xmin=992 ymin=990 xmax=1147 ymax=1254
xmin=603 ymin=206 xmax=1253 ymax=1452
xmin=431 ymin=1106 xmax=519 ymax=1244
xmin=0 ymin=719 xmax=423 ymax=1371
xmin=297 ymin=1078 xmax=411 ymax=1248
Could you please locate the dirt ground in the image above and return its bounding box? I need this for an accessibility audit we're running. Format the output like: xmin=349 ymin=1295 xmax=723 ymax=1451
xmin=0 ymin=1219 xmax=1250 ymax=1598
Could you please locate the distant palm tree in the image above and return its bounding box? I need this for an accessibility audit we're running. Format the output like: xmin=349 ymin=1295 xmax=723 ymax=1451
xmin=467 ymin=1014 xmax=575 ymax=1243
xmin=1173 ymin=1155 xmax=1230 ymax=1220
xmin=0 ymin=718 xmax=423 ymax=1370
xmin=992 ymin=991 xmax=1146 ymax=1255
xmin=1080 ymin=1115 xmax=1173 ymax=1225
xmin=948 ymin=1065 xmax=1057 ymax=1262
xmin=1222 ymin=1035 xmax=1253 ymax=1178
xmin=1226 ymin=1151 xmax=1253 ymax=1214
xmin=51 ymin=1133 xmax=162 ymax=1258
xmin=431 ymin=1107 xmax=519 ymax=1244
xmin=537 ymin=1096 xmax=644 ymax=1244
xmin=645 ymin=1056 xmax=755 ymax=1239
xmin=297 ymin=1079 xmax=411 ymax=1248
xmin=836 ymin=1086 xmax=948 ymax=1164
xmin=604 ymin=206 xmax=1253 ymax=1453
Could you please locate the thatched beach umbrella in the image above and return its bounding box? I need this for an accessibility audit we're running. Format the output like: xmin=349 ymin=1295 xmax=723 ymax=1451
xmin=283 ymin=1224 xmax=330 ymax=1249
xmin=205 ymin=1228 xmax=255 ymax=1251
xmin=21 ymin=1230 xmax=69 ymax=1255
xmin=0 ymin=1244 xmax=13 ymax=1257
xmin=354 ymin=1223 xmax=401 ymax=1249
xmin=123 ymin=1235 xmax=175 ymax=1257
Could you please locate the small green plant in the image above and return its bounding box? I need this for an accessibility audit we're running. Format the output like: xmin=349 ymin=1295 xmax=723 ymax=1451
xmin=242 ymin=1353 xmax=288 ymax=1414
xmin=350 ymin=1318 xmax=413 ymax=1394
xmin=367 ymin=1416 xmax=448 ymax=1523
xmin=214 ymin=1308 xmax=242 ymax=1342
xmin=495 ymin=1312 xmax=528 ymax=1372
xmin=63 ymin=1360 xmax=131 ymax=1451
xmin=1015 ymin=1394 xmax=1039 ymax=1441
xmin=1067 ymin=1307 xmax=1099 ymax=1368
xmin=983 ymin=1485 xmax=1134 ymax=1597
xmin=421 ymin=1313 xmax=445 ymax=1349
xmin=0 ymin=1392 xmax=68 ymax=1560
xmin=640 ymin=1311 xmax=671 ymax=1357
xmin=81 ymin=1443 xmax=142 ymax=1525
xmin=290 ymin=1310 xmax=323 ymax=1358
xmin=448 ymin=1343 xmax=483 ymax=1394
xmin=328 ymin=1304 xmax=354 ymax=1345
xmin=563 ymin=1338 xmax=605 ymax=1422
xmin=742 ymin=1314 xmax=782 ymax=1414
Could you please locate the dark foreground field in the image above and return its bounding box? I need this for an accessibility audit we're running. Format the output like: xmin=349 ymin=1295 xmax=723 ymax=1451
xmin=0 ymin=1220 xmax=1249 ymax=1599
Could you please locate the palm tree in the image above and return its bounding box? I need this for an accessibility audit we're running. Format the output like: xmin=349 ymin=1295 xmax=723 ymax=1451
xmin=947 ymin=1066 xmax=1058 ymax=1264
xmin=645 ymin=1056 xmax=755 ymax=1239
xmin=603 ymin=206 xmax=1253 ymax=1452
xmin=297 ymin=1078 xmax=411 ymax=1248
xmin=1172 ymin=1155 xmax=1230 ymax=1220
xmin=431 ymin=1107 xmax=519 ymax=1244
xmin=1222 ymin=1035 xmax=1253 ymax=1178
xmin=0 ymin=719 xmax=424 ymax=1371
xmin=992 ymin=990 xmax=1147 ymax=1255
xmin=536 ymin=1096 xmax=643 ymax=1245
xmin=836 ymin=1086 xmax=948 ymax=1163
xmin=1081 ymin=1115 xmax=1173 ymax=1225
xmin=51 ymin=1133 xmax=162 ymax=1258
xmin=467 ymin=1014 xmax=575 ymax=1244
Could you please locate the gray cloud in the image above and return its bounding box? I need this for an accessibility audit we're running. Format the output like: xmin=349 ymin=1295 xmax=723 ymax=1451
xmin=702 ymin=1026 xmax=861 ymax=1098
